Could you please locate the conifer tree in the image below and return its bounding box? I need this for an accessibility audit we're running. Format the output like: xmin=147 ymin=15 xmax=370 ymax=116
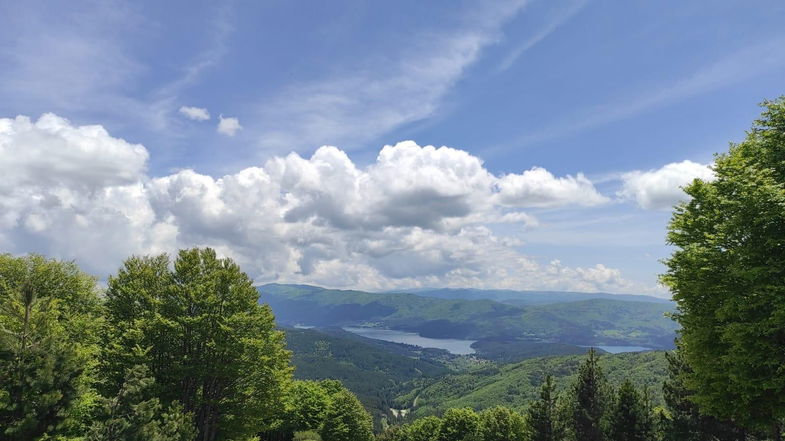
xmin=526 ymin=375 xmax=558 ymax=441
xmin=0 ymin=254 xmax=101 ymax=440
xmin=319 ymin=388 xmax=374 ymax=441
xmin=569 ymin=349 xmax=611 ymax=441
xmin=87 ymin=365 xmax=194 ymax=441
xmin=608 ymin=381 xmax=654 ymax=441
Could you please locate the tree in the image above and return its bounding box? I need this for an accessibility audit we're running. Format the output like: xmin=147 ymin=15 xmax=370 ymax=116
xmin=285 ymin=380 xmax=331 ymax=432
xmin=87 ymin=365 xmax=194 ymax=441
xmin=399 ymin=415 xmax=442 ymax=441
xmin=436 ymin=408 xmax=481 ymax=441
xmin=608 ymin=381 xmax=654 ymax=441
xmin=102 ymin=248 xmax=292 ymax=441
xmin=477 ymin=406 xmax=526 ymax=441
xmin=319 ymin=388 xmax=374 ymax=441
xmin=660 ymin=347 xmax=746 ymax=441
xmin=0 ymin=254 xmax=101 ymax=440
xmin=662 ymin=97 xmax=785 ymax=437
xmin=526 ymin=375 xmax=558 ymax=441
xmin=568 ymin=349 xmax=611 ymax=441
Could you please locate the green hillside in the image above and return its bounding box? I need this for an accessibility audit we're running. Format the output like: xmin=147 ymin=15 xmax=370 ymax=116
xmin=261 ymin=284 xmax=677 ymax=349
xmin=396 ymin=350 xmax=669 ymax=419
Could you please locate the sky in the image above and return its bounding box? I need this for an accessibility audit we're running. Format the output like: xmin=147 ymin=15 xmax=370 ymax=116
xmin=1 ymin=0 xmax=784 ymax=296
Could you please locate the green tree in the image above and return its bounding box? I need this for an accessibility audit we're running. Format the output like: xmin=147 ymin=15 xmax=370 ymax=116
xmin=662 ymin=97 xmax=785 ymax=438
xmin=608 ymin=381 xmax=654 ymax=441
xmin=568 ymin=349 xmax=610 ymax=441
xmin=285 ymin=380 xmax=331 ymax=432
xmin=477 ymin=406 xmax=526 ymax=441
xmin=526 ymin=375 xmax=558 ymax=441
xmin=0 ymin=254 xmax=101 ymax=440
xmin=87 ymin=365 xmax=194 ymax=441
xmin=102 ymin=248 xmax=292 ymax=441
xmin=660 ymin=348 xmax=746 ymax=441
xmin=399 ymin=415 xmax=442 ymax=441
xmin=436 ymin=408 xmax=480 ymax=441
xmin=319 ymin=388 xmax=374 ymax=441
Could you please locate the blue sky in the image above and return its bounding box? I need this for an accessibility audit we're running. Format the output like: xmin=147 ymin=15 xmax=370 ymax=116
xmin=1 ymin=0 xmax=784 ymax=295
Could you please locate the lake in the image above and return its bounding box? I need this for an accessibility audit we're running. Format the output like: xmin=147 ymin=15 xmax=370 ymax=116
xmin=343 ymin=326 xmax=477 ymax=355
xmin=586 ymin=345 xmax=652 ymax=354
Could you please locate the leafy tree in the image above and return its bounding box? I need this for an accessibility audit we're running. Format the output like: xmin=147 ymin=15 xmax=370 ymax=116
xmin=399 ymin=415 xmax=442 ymax=441
xmin=87 ymin=365 xmax=194 ymax=441
xmin=320 ymin=388 xmax=374 ymax=441
xmin=662 ymin=97 xmax=785 ymax=437
xmin=0 ymin=254 xmax=101 ymax=440
xmin=526 ymin=375 xmax=558 ymax=441
xmin=285 ymin=380 xmax=331 ymax=432
xmin=477 ymin=406 xmax=526 ymax=441
xmin=608 ymin=381 xmax=654 ymax=441
xmin=660 ymin=348 xmax=746 ymax=441
xmin=568 ymin=349 xmax=611 ymax=441
xmin=102 ymin=248 xmax=292 ymax=441
xmin=436 ymin=408 xmax=481 ymax=441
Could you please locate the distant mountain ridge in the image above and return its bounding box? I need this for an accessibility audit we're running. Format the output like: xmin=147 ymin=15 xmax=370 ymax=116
xmin=387 ymin=287 xmax=673 ymax=306
xmin=259 ymin=284 xmax=678 ymax=350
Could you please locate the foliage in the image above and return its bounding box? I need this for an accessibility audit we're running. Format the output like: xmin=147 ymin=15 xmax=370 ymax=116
xmin=0 ymin=254 xmax=101 ymax=440
xmin=567 ymin=348 xmax=611 ymax=441
xmin=660 ymin=347 xmax=746 ymax=441
xmin=285 ymin=381 xmax=331 ymax=432
xmin=292 ymin=431 xmax=322 ymax=441
xmin=435 ymin=407 xmax=481 ymax=441
xmin=87 ymin=365 xmax=194 ymax=441
xmin=476 ymin=406 xmax=526 ymax=441
xmin=102 ymin=248 xmax=292 ymax=441
xmin=399 ymin=351 xmax=667 ymax=419
xmin=662 ymin=97 xmax=785 ymax=433
xmin=526 ymin=375 xmax=558 ymax=441
xmin=319 ymin=388 xmax=375 ymax=441
xmin=608 ymin=381 xmax=654 ymax=441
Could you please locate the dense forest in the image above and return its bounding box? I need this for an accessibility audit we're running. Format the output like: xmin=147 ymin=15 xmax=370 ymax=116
xmin=1 ymin=97 xmax=784 ymax=440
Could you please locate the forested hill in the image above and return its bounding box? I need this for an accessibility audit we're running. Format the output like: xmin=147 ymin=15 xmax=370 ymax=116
xmin=259 ymin=284 xmax=678 ymax=349
xmin=390 ymin=287 xmax=673 ymax=306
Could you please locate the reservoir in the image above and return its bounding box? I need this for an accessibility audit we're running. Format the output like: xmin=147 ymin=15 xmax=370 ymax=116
xmin=343 ymin=326 xmax=477 ymax=355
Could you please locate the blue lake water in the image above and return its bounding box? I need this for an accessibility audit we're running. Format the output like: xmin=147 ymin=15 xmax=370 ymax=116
xmin=586 ymin=345 xmax=652 ymax=354
xmin=342 ymin=326 xmax=477 ymax=355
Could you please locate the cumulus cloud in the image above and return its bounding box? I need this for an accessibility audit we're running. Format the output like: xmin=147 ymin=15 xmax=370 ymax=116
xmin=496 ymin=167 xmax=608 ymax=208
xmin=217 ymin=115 xmax=241 ymax=136
xmin=619 ymin=160 xmax=714 ymax=210
xmin=179 ymin=106 xmax=211 ymax=121
xmin=1 ymin=114 xmax=648 ymax=293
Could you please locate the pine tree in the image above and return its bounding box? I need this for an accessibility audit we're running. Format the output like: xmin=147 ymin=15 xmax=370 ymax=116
xmin=87 ymin=365 xmax=195 ymax=441
xmin=608 ymin=381 xmax=654 ymax=441
xmin=527 ymin=375 xmax=558 ymax=441
xmin=0 ymin=254 xmax=101 ymax=440
xmin=319 ymin=388 xmax=374 ymax=441
xmin=569 ymin=349 xmax=611 ymax=441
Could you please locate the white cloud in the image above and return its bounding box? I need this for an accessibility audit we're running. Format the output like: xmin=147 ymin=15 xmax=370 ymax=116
xmin=496 ymin=167 xmax=608 ymax=208
xmin=619 ymin=160 xmax=715 ymax=210
xmin=179 ymin=106 xmax=210 ymax=121
xmin=217 ymin=115 xmax=241 ymax=136
xmin=1 ymin=114 xmax=650 ymax=293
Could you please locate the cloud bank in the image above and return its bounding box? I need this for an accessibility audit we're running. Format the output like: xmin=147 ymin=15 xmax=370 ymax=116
xmin=0 ymin=113 xmax=664 ymax=294
xmin=619 ymin=160 xmax=714 ymax=210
